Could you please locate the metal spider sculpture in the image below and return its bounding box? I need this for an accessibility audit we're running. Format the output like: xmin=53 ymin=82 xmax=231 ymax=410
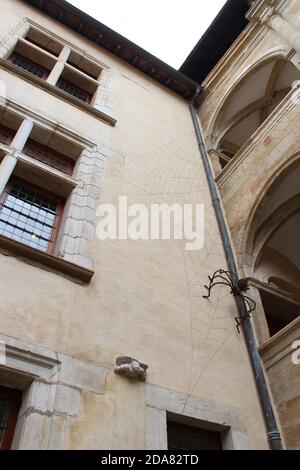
xmin=203 ymin=269 xmax=256 ymax=333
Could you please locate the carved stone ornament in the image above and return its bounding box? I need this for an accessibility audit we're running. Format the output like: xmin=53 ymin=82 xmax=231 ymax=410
xmin=114 ymin=356 xmax=148 ymax=382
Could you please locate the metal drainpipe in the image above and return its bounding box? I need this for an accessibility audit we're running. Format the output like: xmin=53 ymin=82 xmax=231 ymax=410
xmin=189 ymin=86 xmax=283 ymax=450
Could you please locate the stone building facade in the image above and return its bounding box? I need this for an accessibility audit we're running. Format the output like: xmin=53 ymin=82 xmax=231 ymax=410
xmin=189 ymin=0 xmax=300 ymax=449
xmin=0 ymin=0 xmax=298 ymax=450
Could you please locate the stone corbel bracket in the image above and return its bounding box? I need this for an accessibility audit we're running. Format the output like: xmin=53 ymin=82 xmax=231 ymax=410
xmin=114 ymin=356 xmax=148 ymax=382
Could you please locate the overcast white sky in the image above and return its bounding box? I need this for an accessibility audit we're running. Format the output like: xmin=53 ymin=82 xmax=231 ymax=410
xmin=67 ymin=0 xmax=227 ymax=69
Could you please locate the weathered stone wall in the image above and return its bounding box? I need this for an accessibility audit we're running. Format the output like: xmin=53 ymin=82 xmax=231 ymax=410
xmin=200 ymin=0 xmax=300 ymax=450
xmin=0 ymin=0 xmax=269 ymax=449
xmin=260 ymin=318 xmax=300 ymax=450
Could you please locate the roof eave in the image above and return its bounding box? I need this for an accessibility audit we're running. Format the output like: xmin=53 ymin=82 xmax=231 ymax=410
xmin=23 ymin=0 xmax=199 ymax=100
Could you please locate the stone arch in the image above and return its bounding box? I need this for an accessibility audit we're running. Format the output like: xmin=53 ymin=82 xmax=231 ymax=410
xmin=205 ymin=49 xmax=290 ymax=143
xmin=242 ymin=152 xmax=300 ymax=273
xmin=207 ymin=49 xmax=300 ymax=168
xmin=241 ymin=154 xmax=300 ymax=338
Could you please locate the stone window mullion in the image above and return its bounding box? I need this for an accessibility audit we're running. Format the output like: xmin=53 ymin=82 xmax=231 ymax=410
xmin=0 ymin=119 xmax=33 ymax=195
xmin=47 ymin=46 xmax=71 ymax=86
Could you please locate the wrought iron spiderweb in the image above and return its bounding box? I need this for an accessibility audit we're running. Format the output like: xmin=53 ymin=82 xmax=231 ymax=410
xmin=203 ymin=269 xmax=256 ymax=333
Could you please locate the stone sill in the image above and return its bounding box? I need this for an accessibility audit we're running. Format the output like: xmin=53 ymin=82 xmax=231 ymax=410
xmin=0 ymin=59 xmax=117 ymax=127
xmin=0 ymin=150 xmax=80 ymax=198
xmin=259 ymin=316 xmax=300 ymax=355
xmin=259 ymin=317 xmax=300 ymax=371
xmin=15 ymin=151 xmax=80 ymax=198
xmin=0 ymin=235 xmax=94 ymax=283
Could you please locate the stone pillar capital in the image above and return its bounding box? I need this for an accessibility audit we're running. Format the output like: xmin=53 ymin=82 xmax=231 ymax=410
xmin=246 ymin=0 xmax=291 ymax=25
xmin=259 ymin=6 xmax=275 ymax=24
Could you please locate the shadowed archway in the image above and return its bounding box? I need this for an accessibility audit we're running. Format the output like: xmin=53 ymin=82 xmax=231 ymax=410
xmin=213 ymin=57 xmax=300 ymax=168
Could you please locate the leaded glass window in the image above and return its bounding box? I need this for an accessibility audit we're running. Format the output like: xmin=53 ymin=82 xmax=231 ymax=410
xmin=11 ymin=55 xmax=47 ymax=79
xmin=23 ymin=140 xmax=74 ymax=175
xmin=0 ymin=180 xmax=63 ymax=253
xmin=56 ymin=78 xmax=90 ymax=102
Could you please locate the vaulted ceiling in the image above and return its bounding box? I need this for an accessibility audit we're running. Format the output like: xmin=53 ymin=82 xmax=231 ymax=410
xmin=217 ymin=58 xmax=300 ymax=159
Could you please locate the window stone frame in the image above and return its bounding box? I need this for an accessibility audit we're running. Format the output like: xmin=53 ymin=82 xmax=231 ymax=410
xmin=145 ymin=384 xmax=251 ymax=450
xmin=0 ymin=332 xmax=109 ymax=450
xmin=0 ymin=98 xmax=107 ymax=275
xmin=0 ymin=19 xmax=117 ymax=124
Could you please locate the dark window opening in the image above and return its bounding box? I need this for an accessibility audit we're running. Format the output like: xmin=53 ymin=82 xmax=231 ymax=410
xmin=24 ymin=37 xmax=60 ymax=57
xmin=260 ymin=289 xmax=300 ymax=337
xmin=167 ymin=420 xmax=222 ymax=450
xmin=10 ymin=54 xmax=48 ymax=79
xmin=56 ymin=78 xmax=91 ymax=103
xmin=219 ymin=149 xmax=234 ymax=169
xmin=23 ymin=140 xmax=74 ymax=175
xmin=0 ymin=124 xmax=14 ymax=146
xmin=0 ymin=386 xmax=22 ymax=451
xmin=0 ymin=179 xmax=63 ymax=254
xmin=268 ymin=277 xmax=300 ymax=296
xmin=24 ymin=28 xmax=63 ymax=57
xmin=67 ymin=60 xmax=99 ymax=80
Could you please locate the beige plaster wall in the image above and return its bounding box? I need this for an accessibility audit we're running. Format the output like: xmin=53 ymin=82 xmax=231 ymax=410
xmin=0 ymin=0 xmax=269 ymax=449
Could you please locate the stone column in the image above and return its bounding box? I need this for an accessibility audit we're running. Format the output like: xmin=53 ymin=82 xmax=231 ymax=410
xmin=47 ymin=46 xmax=71 ymax=86
xmin=208 ymin=149 xmax=224 ymax=177
xmin=0 ymin=119 xmax=33 ymax=195
xmin=11 ymin=119 xmax=34 ymax=151
xmin=268 ymin=14 xmax=300 ymax=56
